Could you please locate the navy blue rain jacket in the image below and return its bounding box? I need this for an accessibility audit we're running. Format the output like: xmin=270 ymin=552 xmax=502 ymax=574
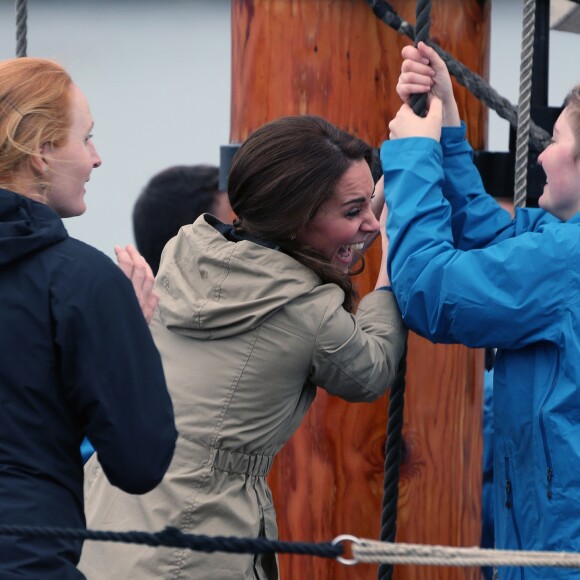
xmin=382 ymin=124 xmax=580 ymax=580
xmin=0 ymin=189 xmax=177 ymax=578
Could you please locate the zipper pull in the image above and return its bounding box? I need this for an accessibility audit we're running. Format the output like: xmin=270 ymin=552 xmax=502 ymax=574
xmin=505 ymin=479 xmax=512 ymax=508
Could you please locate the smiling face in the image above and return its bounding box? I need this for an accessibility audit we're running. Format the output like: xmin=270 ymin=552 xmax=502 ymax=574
xmin=295 ymin=159 xmax=378 ymax=272
xmin=537 ymin=108 xmax=580 ymax=221
xmin=42 ymin=84 xmax=102 ymax=218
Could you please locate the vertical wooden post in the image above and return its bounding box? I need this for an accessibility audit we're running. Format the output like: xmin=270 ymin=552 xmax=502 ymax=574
xmin=230 ymin=1 xmax=490 ymax=578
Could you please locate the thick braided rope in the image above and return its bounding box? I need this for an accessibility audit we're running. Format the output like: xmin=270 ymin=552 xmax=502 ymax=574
xmin=513 ymin=0 xmax=536 ymax=209
xmin=408 ymin=0 xmax=431 ymax=116
xmin=0 ymin=525 xmax=343 ymax=559
xmin=355 ymin=539 xmax=580 ymax=569
xmin=378 ymin=341 xmax=408 ymax=580
xmin=366 ymin=0 xmax=551 ymax=152
xmin=15 ymin=0 xmax=27 ymax=58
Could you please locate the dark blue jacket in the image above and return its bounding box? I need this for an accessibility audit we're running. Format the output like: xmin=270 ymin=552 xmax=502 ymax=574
xmin=0 ymin=188 xmax=177 ymax=578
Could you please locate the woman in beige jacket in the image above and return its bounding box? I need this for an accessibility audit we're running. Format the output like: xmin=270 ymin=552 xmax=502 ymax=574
xmin=80 ymin=115 xmax=405 ymax=579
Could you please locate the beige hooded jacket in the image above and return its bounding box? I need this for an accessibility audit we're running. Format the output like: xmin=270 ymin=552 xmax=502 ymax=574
xmin=79 ymin=214 xmax=405 ymax=580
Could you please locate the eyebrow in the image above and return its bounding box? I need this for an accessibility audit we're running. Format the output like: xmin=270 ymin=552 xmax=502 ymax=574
xmin=341 ymin=185 xmax=376 ymax=206
xmin=342 ymin=196 xmax=367 ymax=206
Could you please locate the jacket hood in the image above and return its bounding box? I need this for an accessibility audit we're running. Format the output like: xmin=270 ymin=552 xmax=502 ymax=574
xmin=156 ymin=214 xmax=322 ymax=339
xmin=0 ymin=188 xmax=67 ymax=266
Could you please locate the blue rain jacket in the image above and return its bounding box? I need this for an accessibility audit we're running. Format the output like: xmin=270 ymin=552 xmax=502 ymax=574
xmin=382 ymin=124 xmax=580 ymax=579
xmin=0 ymin=189 xmax=177 ymax=578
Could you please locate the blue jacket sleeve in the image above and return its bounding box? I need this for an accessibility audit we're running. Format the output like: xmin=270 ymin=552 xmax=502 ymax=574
xmin=381 ymin=136 xmax=570 ymax=349
xmin=53 ymin=257 xmax=177 ymax=494
xmin=440 ymin=123 xmax=557 ymax=250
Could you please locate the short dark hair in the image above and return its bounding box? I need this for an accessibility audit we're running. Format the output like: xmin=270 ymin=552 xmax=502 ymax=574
xmin=564 ymin=84 xmax=580 ymax=158
xmin=228 ymin=115 xmax=374 ymax=311
xmin=133 ymin=164 xmax=220 ymax=274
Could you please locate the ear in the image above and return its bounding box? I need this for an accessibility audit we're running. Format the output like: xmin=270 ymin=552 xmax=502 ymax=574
xmin=30 ymin=142 xmax=50 ymax=174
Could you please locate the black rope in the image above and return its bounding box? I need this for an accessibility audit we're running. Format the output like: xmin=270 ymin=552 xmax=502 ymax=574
xmin=409 ymin=0 xmax=432 ymax=116
xmin=366 ymin=0 xmax=551 ymax=152
xmin=15 ymin=0 xmax=27 ymax=58
xmin=0 ymin=525 xmax=343 ymax=559
xmin=378 ymin=340 xmax=408 ymax=580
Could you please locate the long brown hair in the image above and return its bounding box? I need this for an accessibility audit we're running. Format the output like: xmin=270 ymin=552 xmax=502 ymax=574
xmin=0 ymin=58 xmax=72 ymax=192
xmin=228 ymin=115 xmax=374 ymax=312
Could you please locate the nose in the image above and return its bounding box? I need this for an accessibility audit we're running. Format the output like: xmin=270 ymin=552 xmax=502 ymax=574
xmin=361 ymin=206 xmax=380 ymax=232
xmin=90 ymin=141 xmax=102 ymax=168
xmin=537 ymin=142 xmax=551 ymax=167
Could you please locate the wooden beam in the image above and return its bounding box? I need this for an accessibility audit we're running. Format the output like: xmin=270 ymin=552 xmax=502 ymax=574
xmin=230 ymin=2 xmax=489 ymax=578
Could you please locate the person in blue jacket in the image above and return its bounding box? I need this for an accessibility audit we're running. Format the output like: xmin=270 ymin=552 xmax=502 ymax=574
xmin=382 ymin=41 xmax=580 ymax=579
xmin=0 ymin=57 xmax=177 ymax=578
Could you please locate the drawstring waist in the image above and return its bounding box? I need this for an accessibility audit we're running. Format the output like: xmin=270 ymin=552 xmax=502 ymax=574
xmin=209 ymin=447 xmax=274 ymax=477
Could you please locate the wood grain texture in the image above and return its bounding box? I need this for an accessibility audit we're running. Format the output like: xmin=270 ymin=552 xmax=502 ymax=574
xmin=230 ymin=1 xmax=490 ymax=578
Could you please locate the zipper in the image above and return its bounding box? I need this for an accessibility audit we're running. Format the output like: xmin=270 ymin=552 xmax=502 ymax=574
xmin=504 ymin=457 xmax=525 ymax=580
xmin=538 ymin=349 xmax=560 ymax=500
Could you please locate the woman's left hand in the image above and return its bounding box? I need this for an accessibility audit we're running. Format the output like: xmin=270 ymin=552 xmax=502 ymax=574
xmin=115 ymin=244 xmax=158 ymax=324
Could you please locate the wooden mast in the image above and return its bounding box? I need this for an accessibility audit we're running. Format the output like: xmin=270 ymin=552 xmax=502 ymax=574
xmin=230 ymin=2 xmax=489 ymax=578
